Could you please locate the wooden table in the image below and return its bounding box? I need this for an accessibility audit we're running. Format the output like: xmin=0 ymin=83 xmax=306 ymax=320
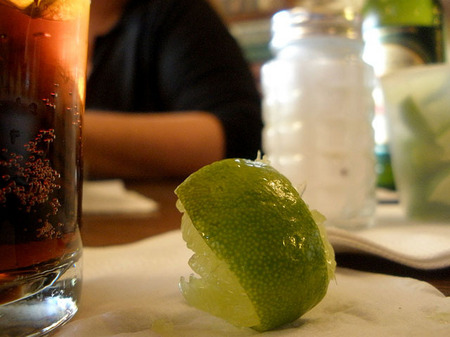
xmin=80 ymin=179 xmax=450 ymax=297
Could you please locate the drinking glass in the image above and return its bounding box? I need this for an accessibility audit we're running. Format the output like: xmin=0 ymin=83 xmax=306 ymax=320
xmin=0 ymin=1 xmax=90 ymax=335
xmin=382 ymin=64 xmax=450 ymax=222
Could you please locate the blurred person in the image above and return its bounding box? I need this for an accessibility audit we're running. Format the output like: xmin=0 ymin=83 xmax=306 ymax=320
xmin=84 ymin=0 xmax=262 ymax=179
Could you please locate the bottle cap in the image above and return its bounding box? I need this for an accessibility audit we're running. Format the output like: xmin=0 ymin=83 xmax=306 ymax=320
xmin=271 ymin=7 xmax=362 ymax=51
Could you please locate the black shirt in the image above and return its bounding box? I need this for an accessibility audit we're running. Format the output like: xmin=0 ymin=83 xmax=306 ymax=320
xmin=87 ymin=0 xmax=262 ymax=159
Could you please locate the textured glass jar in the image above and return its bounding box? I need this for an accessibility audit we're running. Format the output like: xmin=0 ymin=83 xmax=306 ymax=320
xmin=262 ymin=7 xmax=376 ymax=229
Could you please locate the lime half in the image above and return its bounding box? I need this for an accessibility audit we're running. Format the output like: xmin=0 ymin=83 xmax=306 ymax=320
xmin=175 ymin=158 xmax=335 ymax=331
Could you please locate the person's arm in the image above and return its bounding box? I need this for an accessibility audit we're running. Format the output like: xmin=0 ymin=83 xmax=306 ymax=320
xmin=83 ymin=110 xmax=225 ymax=179
xmin=84 ymin=0 xmax=262 ymax=179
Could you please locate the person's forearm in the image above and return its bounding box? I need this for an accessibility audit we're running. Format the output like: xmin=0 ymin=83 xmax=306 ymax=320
xmin=83 ymin=110 xmax=225 ymax=179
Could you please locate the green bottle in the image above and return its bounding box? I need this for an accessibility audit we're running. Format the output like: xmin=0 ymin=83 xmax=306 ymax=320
xmin=361 ymin=0 xmax=445 ymax=190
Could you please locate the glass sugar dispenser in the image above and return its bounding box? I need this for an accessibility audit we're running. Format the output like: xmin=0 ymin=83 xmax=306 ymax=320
xmin=261 ymin=5 xmax=377 ymax=230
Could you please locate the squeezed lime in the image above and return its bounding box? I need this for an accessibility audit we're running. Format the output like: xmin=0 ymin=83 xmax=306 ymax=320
xmin=175 ymin=158 xmax=335 ymax=331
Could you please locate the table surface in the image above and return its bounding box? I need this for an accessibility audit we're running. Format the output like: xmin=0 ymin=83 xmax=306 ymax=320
xmin=80 ymin=179 xmax=450 ymax=297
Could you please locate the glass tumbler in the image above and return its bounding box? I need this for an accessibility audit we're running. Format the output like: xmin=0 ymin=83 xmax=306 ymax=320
xmin=0 ymin=1 xmax=90 ymax=335
xmin=382 ymin=64 xmax=450 ymax=222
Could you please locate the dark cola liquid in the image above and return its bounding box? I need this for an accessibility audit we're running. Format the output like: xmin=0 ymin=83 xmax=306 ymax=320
xmin=0 ymin=97 xmax=83 ymax=305
xmin=0 ymin=98 xmax=82 ymax=303
xmin=0 ymin=4 xmax=87 ymax=327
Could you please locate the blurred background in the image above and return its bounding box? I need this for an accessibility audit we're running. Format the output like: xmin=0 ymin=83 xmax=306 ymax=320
xmin=207 ymin=0 xmax=450 ymax=72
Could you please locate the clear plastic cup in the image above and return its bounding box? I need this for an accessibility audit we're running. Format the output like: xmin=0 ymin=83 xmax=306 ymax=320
xmin=382 ymin=64 xmax=450 ymax=222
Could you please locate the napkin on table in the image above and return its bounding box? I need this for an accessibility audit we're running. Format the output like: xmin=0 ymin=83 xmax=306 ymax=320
xmin=82 ymin=179 xmax=158 ymax=215
xmin=55 ymin=230 xmax=450 ymax=337
xmin=327 ymin=203 xmax=450 ymax=270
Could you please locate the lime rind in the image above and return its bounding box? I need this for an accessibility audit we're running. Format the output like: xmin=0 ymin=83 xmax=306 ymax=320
xmin=178 ymin=200 xmax=260 ymax=328
xmin=400 ymin=97 xmax=437 ymax=144
xmin=311 ymin=209 xmax=336 ymax=281
xmin=436 ymin=128 xmax=450 ymax=161
xmin=383 ymin=65 xmax=450 ymax=137
xmin=0 ymin=0 xmax=33 ymax=10
xmin=1 ymin=0 xmax=88 ymax=20
xmin=427 ymin=167 xmax=450 ymax=205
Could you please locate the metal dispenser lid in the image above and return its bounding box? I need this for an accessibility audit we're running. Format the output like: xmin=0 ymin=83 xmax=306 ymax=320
xmin=270 ymin=7 xmax=362 ymax=51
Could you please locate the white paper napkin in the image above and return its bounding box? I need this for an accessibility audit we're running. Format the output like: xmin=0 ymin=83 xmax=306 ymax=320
xmin=55 ymin=231 xmax=450 ymax=337
xmin=328 ymin=204 xmax=450 ymax=270
xmin=82 ymin=180 xmax=158 ymax=215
